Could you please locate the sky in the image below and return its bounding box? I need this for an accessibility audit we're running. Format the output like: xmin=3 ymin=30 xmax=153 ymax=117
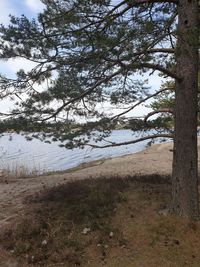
xmin=0 ymin=0 xmax=45 ymax=113
xmin=0 ymin=0 xmax=44 ymax=24
xmin=0 ymin=0 xmax=162 ymax=118
xmin=0 ymin=0 xmax=44 ymax=77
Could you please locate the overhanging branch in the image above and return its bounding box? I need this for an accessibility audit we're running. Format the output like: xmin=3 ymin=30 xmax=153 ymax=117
xmin=111 ymin=87 xmax=174 ymax=120
xmin=42 ymin=67 xmax=124 ymax=121
xmin=127 ymin=0 xmax=178 ymax=6
xmin=144 ymin=108 xmax=174 ymax=125
xmin=127 ymin=62 xmax=180 ymax=81
xmin=88 ymin=133 xmax=173 ymax=148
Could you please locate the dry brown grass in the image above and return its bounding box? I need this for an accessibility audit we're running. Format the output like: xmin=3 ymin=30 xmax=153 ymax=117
xmin=1 ymin=175 xmax=200 ymax=267
xmin=0 ymin=164 xmax=41 ymax=181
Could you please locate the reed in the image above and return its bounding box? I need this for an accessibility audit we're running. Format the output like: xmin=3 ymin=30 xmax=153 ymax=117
xmin=0 ymin=162 xmax=43 ymax=179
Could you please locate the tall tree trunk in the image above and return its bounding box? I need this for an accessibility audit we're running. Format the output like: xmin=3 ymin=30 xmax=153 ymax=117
xmin=172 ymin=0 xmax=199 ymax=219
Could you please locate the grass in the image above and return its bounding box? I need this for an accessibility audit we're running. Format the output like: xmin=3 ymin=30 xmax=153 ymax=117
xmin=1 ymin=175 xmax=200 ymax=266
xmin=0 ymin=163 xmax=42 ymax=179
xmin=0 ymin=158 xmax=103 ymax=179
xmin=12 ymin=164 xmax=41 ymax=178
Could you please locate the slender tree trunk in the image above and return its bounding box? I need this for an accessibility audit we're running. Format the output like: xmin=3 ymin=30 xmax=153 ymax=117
xmin=172 ymin=0 xmax=199 ymax=219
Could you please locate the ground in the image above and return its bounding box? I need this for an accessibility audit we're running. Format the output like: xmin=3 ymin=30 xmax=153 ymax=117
xmin=1 ymin=142 xmax=200 ymax=266
xmin=0 ymin=141 xmax=174 ymax=229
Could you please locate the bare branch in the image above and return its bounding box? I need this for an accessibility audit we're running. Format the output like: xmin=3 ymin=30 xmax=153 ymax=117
xmin=141 ymin=48 xmax=175 ymax=54
xmin=0 ymin=111 xmax=21 ymax=117
xmin=88 ymin=133 xmax=173 ymax=148
xmin=127 ymin=62 xmax=180 ymax=80
xmin=103 ymin=59 xmax=179 ymax=80
xmin=111 ymin=87 xmax=174 ymax=120
xmin=144 ymin=108 xmax=174 ymax=125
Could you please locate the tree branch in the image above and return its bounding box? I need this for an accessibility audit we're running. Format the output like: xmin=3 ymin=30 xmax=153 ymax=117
xmin=103 ymin=48 xmax=175 ymax=64
xmin=127 ymin=0 xmax=178 ymax=6
xmin=139 ymin=48 xmax=175 ymax=54
xmin=88 ymin=133 xmax=173 ymax=148
xmin=127 ymin=62 xmax=180 ymax=80
xmin=111 ymin=87 xmax=174 ymax=120
xmin=144 ymin=108 xmax=174 ymax=125
xmin=42 ymin=67 xmax=124 ymax=121
xmin=0 ymin=111 xmax=22 ymax=117
xmin=103 ymin=59 xmax=179 ymax=80
xmin=107 ymin=0 xmax=178 ymax=25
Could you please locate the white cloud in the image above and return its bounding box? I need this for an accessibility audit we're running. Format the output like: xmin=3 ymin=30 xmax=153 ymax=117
xmin=4 ymin=58 xmax=36 ymax=74
xmin=0 ymin=58 xmax=46 ymax=113
xmin=95 ymin=100 xmax=152 ymax=120
xmin=25 ymin=0 xmax=44 ymax=13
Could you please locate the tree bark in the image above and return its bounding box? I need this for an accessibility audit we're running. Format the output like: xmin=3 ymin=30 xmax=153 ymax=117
xmin=172 ymin=0 xmax=199 ymax=219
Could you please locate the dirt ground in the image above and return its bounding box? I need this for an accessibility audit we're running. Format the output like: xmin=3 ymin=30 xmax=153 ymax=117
xmin=0 ymin=140 xmax=197 ymax=230
xmin=0 ymin=142 xmax=173 ymax=228
xmin=1 ymin=141 xmax=200 ymax=267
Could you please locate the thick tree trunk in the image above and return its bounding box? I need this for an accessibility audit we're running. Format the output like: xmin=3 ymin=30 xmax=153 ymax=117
xmin=172 ymin=0 xmax=199 ymax=219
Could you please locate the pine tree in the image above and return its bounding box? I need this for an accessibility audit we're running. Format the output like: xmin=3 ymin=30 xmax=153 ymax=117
xmin=0 ymin=0 xmax=199 ymax=219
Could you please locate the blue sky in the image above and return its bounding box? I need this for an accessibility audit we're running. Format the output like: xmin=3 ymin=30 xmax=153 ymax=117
xmin=0 ymin=0 xmax=161 ymax=117
xmin=0 ymin=0 xmax=44 ymax=24
xmin=0 ymin=0 xmax=44 ymax=76
xmin=0 ymin=0 xmax=44 ymax=112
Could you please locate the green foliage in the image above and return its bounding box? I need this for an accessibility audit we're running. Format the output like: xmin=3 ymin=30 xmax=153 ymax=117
xmin=150 ymin=73 xmax=200 ymax=129
xmin=149 ymin=81 xmax=174 ymax=129
xmin=0 ymin=1 xmax=179 ymax=145
xmin=150 ymin=84 xmax=175 ymax=111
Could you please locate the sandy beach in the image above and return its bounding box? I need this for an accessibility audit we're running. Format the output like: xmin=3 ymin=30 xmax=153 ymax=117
xmin=0 ymin=143 xmax=200 ymax=267
xmin=0 ymin=141 xmax=172 ymax=228
xmin=2 ymin=139 xmax=200 ymax=229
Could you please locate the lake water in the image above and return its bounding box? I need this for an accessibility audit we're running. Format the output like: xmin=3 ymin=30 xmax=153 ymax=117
xmin=0 ymin=130 xmax=167 ymax=174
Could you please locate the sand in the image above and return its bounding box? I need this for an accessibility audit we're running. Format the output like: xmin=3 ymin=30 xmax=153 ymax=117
xmin=0 ymin=140 xmax=198 ymax=228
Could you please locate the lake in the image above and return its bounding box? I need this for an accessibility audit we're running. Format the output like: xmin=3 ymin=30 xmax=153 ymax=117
xmin=0 ymin=130 xmax=167 ymax=174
